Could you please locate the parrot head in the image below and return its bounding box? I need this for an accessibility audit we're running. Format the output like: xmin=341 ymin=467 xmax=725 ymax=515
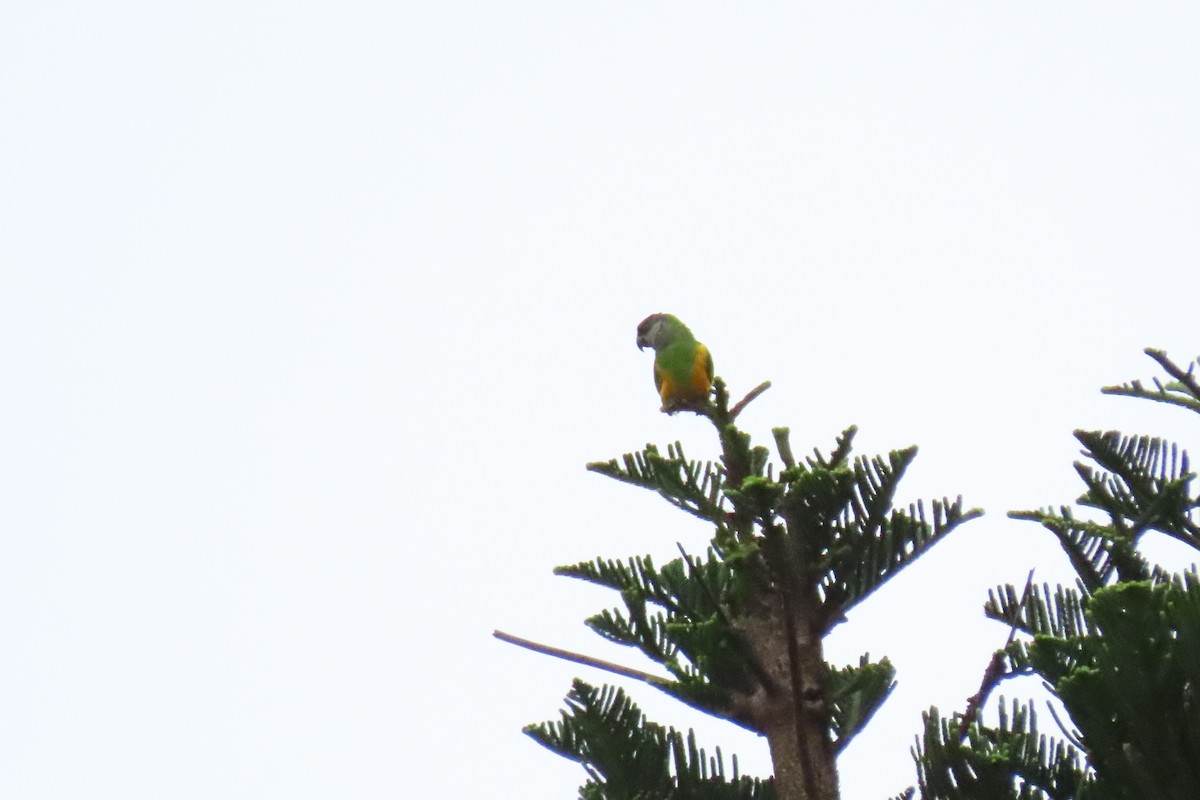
xmin=636 ymin=313 xmax=683 ymax=351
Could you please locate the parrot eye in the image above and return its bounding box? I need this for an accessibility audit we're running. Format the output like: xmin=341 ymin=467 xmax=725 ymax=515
xmin=637 ymin=314 xmax=662 ymax=337
xmin=636 ymin=313 xmax=668 ymax=349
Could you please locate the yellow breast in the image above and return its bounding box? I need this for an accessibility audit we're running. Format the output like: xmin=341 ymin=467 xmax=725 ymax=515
xmin=657 ymin=344 xmax=713 ymax=404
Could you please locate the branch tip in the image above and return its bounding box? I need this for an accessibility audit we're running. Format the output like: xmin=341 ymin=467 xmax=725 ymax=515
xmin=730 ymin=381 xmax=772 ymax=420
xmin=493 ymin=629 xmax=668 ymax=686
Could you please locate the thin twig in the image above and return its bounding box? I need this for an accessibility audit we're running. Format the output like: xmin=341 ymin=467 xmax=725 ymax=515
xmin=493 ymin=630 xmax=667 ymax=686
xmin=958 ymin=568 xmax=1035 ymax=738
xmin=730 ymin=381 xmax=772 ymax=420
xmin=1145 ymin=348 xmax=1200 ymax=401
xmin=1045 ymin=698 xmax=1086 ymax=750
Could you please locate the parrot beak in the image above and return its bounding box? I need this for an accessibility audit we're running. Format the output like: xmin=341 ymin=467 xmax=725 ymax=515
xmin=636 ymin=336 xmax=647 ymax=351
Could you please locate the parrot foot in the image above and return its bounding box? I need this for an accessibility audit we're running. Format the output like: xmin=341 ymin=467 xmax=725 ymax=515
xmin=660 ymin=399 xmax=711 ymax=416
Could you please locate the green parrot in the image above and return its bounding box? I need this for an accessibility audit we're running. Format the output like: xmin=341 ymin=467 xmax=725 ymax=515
xmin=636 ymin=313 xmax=714 ymax=412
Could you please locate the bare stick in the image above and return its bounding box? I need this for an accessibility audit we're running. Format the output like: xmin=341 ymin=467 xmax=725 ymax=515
xmin=493 ymin=630 xmax=667 ymax=686
xmin=730 ymin=381 xmax=772 ymax=420
xmin=958 ymin=568 xmax=1035 ymax=738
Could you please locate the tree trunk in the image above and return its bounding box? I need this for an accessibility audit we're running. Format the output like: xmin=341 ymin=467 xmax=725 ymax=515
xmin=734 ymin=591 xmax=840 ymax=800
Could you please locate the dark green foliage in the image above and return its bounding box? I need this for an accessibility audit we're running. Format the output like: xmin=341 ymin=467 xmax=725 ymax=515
xmin=525 ymin=679 xmax=776 ymax=800
xmin=1057 ymin=578 xmax=1200 ymax=799
xmin=909 ymin=350 xmax=1200 ymax=800
xmin=557 ymin=553 xmax=764 ymax=720
xmin=588 ymin=442 xmax=726 ymax=525
xmin=913 ymin=701 xmax=1085 ymax=800
xmin=827 ymin=655 xmax=897 ymax=754
xmin=1073 ymin=430 xmax=1197 ymax=548
xmin=587 ymin=430 xmax=980 ymax=636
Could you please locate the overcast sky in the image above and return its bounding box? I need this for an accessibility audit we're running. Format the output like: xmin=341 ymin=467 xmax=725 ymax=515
xmin=3 ymin=3 xmax=1200 ymax=798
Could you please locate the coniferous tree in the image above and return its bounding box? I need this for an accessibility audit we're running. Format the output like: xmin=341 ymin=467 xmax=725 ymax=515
xmin=498 ymin=370 xmax=980 ymax=800
xmin=909 ymin=348 xmax=1200 ymax=800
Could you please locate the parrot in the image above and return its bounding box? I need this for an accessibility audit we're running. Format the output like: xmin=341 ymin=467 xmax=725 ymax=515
xmin=636 ymin=313 xmax=714 ymax=412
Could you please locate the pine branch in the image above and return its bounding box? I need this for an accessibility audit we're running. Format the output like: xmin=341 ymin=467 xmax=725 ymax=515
xmin=525 ymin=680 xmax=777 ymax=799
xmin=1102 ymin=349 xmax=1200 ymax=415
xmin=1009 ymin=506 xmax=1154 ymax=588
xmin=913 ymin=701 xmax=1088 ymax=800
xmin=1074 ymin=430 xmax=1200 ymax=549
xmin=772 ymin=428 xmax=797 ymax=470
xmin=821 ymin=495 xmax=982 ymax=625
xmin=554 ymin=553 xmax=771 ymax=717
xmin=811 ymin=426 xmax=858 ymax=471
xmin=983 ymin=581 xmax=1090 ymax=640
xmin=587 ymin=442 xmax=728 ymax=523
xmin=827 ymin=654 xmax=897 ymax=753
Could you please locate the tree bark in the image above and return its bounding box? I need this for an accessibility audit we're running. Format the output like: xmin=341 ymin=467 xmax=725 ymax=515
xmin=734 ymin=592 xmax=840 ymax=800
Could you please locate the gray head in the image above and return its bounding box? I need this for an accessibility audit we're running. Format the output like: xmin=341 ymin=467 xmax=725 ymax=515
xmin=636 ymin=313 xmax=683 ymax=351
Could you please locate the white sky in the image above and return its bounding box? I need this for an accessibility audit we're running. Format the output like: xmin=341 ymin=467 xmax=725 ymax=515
xmin=3 ymin=2 xmax=1199 ymax=798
